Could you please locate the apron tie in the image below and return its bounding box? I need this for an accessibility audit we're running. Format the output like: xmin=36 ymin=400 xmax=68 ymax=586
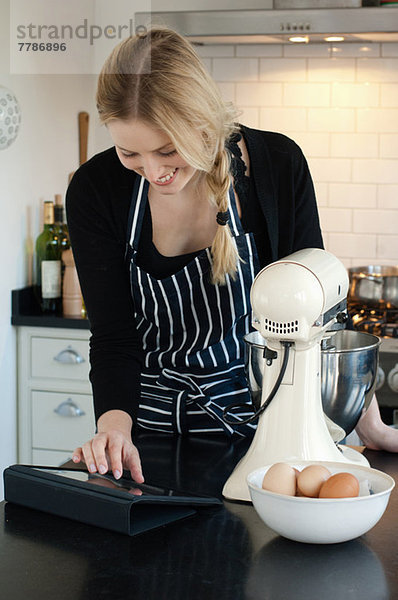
xmin=157 ymin=368 xmax=253 ymax=437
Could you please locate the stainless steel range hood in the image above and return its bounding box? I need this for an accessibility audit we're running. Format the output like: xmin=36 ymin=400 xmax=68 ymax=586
xmin=135 ymin=6 xmax=398 ymax=44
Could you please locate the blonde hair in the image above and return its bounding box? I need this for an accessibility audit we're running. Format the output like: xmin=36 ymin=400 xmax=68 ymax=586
xmin=96 ymin=27 xmax=241 ymax=285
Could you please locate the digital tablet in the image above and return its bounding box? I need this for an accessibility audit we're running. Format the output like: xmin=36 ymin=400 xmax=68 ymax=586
xmin=4 ymin=464 xmax=222 ymax=536
xmin=30 ymin=466 xmax=222 ymax=506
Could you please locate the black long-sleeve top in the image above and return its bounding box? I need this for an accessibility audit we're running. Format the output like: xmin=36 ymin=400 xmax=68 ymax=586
xmin=66 ymin=124 xmax=324 ymax=424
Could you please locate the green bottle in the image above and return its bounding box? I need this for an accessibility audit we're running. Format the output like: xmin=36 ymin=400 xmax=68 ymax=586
xmin=35 ymin=200 xmax=62 ymax=314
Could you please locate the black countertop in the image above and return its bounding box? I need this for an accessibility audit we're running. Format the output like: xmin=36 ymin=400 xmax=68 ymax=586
xmin=1 ymin=434 xmax=398 ymax=600
xmin=11 ymin=287 xmax=90 ymax=329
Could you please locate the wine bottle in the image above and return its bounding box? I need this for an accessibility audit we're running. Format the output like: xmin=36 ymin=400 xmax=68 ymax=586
xmin=54 ymin=193 xmax=70 ymax=293
xmin=35 ymin=200 xmax=62 ymax=314
xmin=54 ymin=194 xmax=70 ymax=254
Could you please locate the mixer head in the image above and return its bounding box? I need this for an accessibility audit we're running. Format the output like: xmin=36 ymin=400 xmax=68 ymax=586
xmin=251 ymin=248 xmax=349 ymax=347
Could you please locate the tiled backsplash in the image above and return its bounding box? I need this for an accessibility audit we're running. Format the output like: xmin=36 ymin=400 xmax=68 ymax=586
xmin=198 ymin=42 xmax=398 ymax=268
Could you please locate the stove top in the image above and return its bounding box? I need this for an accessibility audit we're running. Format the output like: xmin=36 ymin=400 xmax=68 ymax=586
xmin=348 ymin=303 xmax=398 ymax=338
xmin=348 ymin=301 xmax=398 ymax=421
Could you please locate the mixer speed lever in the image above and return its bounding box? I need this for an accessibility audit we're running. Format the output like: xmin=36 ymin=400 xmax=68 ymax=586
xmin=263 ymin=347 xmax=277 ymax=366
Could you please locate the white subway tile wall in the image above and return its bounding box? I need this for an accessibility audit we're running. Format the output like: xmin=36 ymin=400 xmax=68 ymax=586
xmin=197 ymin=42 xmax=398 ymax=266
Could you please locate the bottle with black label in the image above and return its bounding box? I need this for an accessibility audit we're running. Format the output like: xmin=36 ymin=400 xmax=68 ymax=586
xmin=35 ymin=200 xmax=62 ymax=314
xmin=54 ymin=194 xmax=70 ymax=254
xmin=54 ymin=193 xmax=70 ymax=295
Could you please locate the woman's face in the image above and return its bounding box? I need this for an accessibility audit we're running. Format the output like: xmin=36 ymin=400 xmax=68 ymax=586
xmin=107 ymin=119 xmax=198 ymax=195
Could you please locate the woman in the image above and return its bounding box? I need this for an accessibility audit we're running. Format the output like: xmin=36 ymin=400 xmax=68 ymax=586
xmin=66 ymin=27 xmax=397 ymax=483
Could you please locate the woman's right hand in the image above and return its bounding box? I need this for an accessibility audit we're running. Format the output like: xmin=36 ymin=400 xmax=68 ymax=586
xmin=72 ymin=410 xmax=144 ymax=483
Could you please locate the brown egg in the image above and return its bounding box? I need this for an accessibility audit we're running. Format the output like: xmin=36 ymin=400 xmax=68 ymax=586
xmin=319 ymin=472 xmax=360 ymax=499
xmin=262 ymin=462 xmax=297 ymax=496
xmin=297 ymin=465 xmax=331 ymax=498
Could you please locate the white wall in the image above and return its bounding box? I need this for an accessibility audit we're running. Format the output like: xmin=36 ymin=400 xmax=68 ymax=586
xmin=198 ymin=41 xmax=398 ymax=268
xmin=151 ymin=0 xmax=272 ymax=8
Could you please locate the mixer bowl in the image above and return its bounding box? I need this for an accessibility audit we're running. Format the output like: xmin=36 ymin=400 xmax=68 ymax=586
xmin=244 ymin=330 xmax=380 ymax=437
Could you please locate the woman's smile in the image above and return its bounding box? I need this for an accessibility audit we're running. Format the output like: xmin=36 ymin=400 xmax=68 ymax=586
xmin=107 ymin=119 xmax=197 ymax=196
xmin=154 ymin=168 xmax=178 ymax=185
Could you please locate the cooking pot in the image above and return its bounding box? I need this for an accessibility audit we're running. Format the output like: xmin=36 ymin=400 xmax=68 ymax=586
xmin=244 ymin=330 xmax=380 ymax=437
xmin=348 ymin=265 xmax=398 ymax=308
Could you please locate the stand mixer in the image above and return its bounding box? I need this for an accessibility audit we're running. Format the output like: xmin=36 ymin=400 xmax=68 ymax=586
xmin=223 ymin=248 xmax=370 ymax=502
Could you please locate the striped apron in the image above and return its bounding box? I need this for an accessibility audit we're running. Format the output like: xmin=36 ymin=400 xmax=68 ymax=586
xmin=127 ymin=176 xmax=260 ymax=437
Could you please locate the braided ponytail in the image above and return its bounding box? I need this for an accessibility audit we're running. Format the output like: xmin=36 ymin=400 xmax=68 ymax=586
xmin=204 ymin=149 xmax=240 ymax=285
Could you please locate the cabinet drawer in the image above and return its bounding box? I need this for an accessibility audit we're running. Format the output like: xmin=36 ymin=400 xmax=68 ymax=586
xmin=31 ymin=336 xmax=90 ymax=381
xmin=32 ymin=391 xmax=95 ymax=451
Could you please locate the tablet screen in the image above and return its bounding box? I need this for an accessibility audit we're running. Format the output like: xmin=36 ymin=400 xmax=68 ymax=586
xmin=33 ymin=467 xmax=206 ymax=499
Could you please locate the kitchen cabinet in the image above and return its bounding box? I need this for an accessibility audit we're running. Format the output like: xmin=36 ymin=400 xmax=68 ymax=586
xmin=16 ymin=326 xmax=95 ymax=465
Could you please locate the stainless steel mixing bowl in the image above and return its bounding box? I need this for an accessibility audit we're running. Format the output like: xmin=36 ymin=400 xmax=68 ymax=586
xmin=244 ymin=330 xmax=380 ymax=436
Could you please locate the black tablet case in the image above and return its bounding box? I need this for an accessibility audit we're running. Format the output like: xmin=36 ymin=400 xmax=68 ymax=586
xmin=3 ymin=465 xmax=221 ymax=536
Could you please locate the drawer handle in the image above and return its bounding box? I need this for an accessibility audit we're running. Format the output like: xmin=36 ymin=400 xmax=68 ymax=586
xmin=54 ymin=398 xmax=86 ymax=418
xmin=53 ymin=346 xmax=85 ymax=364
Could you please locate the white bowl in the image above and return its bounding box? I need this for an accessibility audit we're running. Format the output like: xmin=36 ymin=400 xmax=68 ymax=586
xmin=247 ymin=461 xmax=395 ymax=544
